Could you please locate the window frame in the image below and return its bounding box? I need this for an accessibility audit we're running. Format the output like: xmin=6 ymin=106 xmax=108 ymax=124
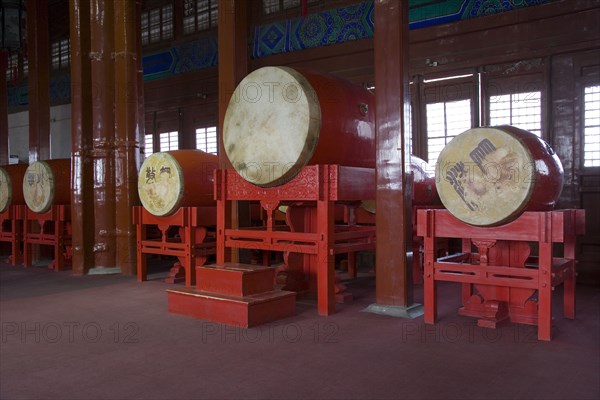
xmin=420 ymin=73 xmax=478 ymax=169
xmin=582 ymin=84 xmax=600 ymax=169
xmin=50 ymin=37 xmax=71 ymax=72
xmin=182 ymin=0 xmax=218 ymax=35
xmin=141 ymin=2 xmax=175 ymax=47
xmin=484 ymin=72 xmax=546 ymax=139
xmin=195 ymin=125 xmax=218 ymax=155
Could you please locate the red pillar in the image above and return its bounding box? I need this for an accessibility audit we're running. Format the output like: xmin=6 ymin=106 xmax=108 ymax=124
xmin=69 ymin=0 xmax=95 ymax=274
xmin=89 ymin=0 xmax=117 ymax=272
xmin=217 ymin=0 xmax=248 ymax=167
xmin=217 ymin=0 xmax=249 ymax=263
xmin=0 ymin=50 xmax=8 ymax=165
xmin=369 ymin=0 xmax=420 ymax=316
xmin=114 ymin=0 xmax=143 ymax=275
xmin=27 ymin=0 xmax=50 ymax=163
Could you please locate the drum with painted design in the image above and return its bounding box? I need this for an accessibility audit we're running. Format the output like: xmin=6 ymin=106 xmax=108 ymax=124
xmin=435 ymin=125 xmax=563 ymax=226
xmin=22 ymin=159 xmax=71 ymax=213
xmin=0 ymin=164 xmax=28 ymax=213
xmin=138 ymin=150 xmax=218 ymax=216
xmin=223 ymin=66 xmax=375 ymax=187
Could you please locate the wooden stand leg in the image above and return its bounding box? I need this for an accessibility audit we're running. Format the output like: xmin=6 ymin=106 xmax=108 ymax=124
xmin=54 ymin=218 xmax=64 ymax=271
xmin=348 ymin=251 xmax=356 ymax=279
xmin=538 ymin=240 xmax=553 ymax=341
xmin=23 ymin=220 xmax=31 ymax=267
xmin=317 ymin=197 xmax=335 ymax=316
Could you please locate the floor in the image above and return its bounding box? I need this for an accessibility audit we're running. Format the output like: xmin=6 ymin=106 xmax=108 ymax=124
xmin=0 ymin=260 xmax=599 ymax=400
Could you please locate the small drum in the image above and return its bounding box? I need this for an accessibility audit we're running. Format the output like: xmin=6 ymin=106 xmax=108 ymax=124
xmin=435 ymin=125 xmax=563 ymax=226
xmin=22 ymin=159 xmax=71 ymax=213
xmin=223 ymin=66 xmax=375 ymax=187
xmin=0 ymin=164 xmax=28 ymax=213
xmin=138 ymin=150 xmax=218 ymax=216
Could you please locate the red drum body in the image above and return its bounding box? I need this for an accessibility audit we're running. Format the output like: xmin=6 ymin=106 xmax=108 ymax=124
xmin=22 ymin=159 xmax=71 ymax=213
xmin=0 ymin=164 xmax=28 ymax=212
xmin=411 ymin=155 xmax=441 ymax=206
xmin=436 ymin=125 xmax=563 ymax=226
xmin=223 ymin=66 xmax=375 ymax=187
xmin=138 ymin=150 xmax=218 ymax=216
xmin=360 ymin=156 xmax=441 ymax=214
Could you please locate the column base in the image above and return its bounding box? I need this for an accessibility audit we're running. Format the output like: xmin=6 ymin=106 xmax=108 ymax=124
xmin=87 ymin=267 xmax=122 ymax=275
xmin=362 ymin=303 xmax=424 ymax=319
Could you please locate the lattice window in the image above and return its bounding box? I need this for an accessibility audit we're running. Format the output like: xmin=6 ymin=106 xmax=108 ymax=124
xmin=142 ymin=4 xmax=173 ymax=46
xmin=144 ymin=134 xmax=154 ymax=158
xmin=583 ymin=85 xmax=600 ymax=167
xmin=5 ymin=53 xmax=18 ymax=81
xmin=159 ymin=131 xmax=179 ymax=151
xmin=196 ymin=126 xmax=218 ymax=154
xmin=51 ymin=38 xmax=70 ymax=71
xmin=183 ymin=0 xmax=218 ymax=34
xmin=489 ymin=91 xmax=542 ymax=136
xmin=425 ymin=99 xmax=472 ymax=172
xmin=262 ymin=0 xmax=317 ymax=15
xmin=22 ymin=55 xmax=27 ymax=77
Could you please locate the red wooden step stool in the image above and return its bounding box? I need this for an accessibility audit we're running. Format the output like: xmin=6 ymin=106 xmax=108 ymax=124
xmin=168 ymin=263 xmax=296 ymax=328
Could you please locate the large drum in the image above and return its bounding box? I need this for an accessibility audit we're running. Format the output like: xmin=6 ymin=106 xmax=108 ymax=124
xmin=0 ymin=164 xmax=28 ymax=213
xmin=22 ymin=159 xmax=72 ymax=213
xmin=138 ymin=150 xmax=218 ymax=216
xmin=223 ymin=66 xmax=375 ymax=187
xmin=435 ymin=125 xmax=563 ymax=226
xmin=360 ymin=155 xmax=441 ymax=213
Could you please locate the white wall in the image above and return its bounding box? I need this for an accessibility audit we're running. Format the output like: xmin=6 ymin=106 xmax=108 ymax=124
xmin=7 ymin=110 xmax=28 ymax=163
xmin=49 ymin=104 xmax=72 ymax=159
xmin=8 ymin=104 xmax=72 ymax=162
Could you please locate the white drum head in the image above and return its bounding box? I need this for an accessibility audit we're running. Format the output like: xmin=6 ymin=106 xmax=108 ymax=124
xmin=436 ymin=127 xmax=535 ymax=226
xmin=0 ymin=167 xmax=12 ymax=213
xmin=223 ymin=66 xmax=322 ymax=187
xmin=23 ymin=161 xmax=55 ymax=213
xmin=138 ymin=152 xmax=185 ymax=216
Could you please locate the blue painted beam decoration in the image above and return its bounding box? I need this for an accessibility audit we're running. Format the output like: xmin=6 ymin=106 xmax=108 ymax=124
xmin=7 ymin=0 xmax=556 ymax=110
xmin=252 ymin=0 xmax=557 ymax=58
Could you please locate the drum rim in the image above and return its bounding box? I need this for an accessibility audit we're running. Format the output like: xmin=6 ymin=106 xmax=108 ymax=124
xmin=138 ymin=152 xmax=185 ymax=217
xmin=0 ymin=167 xmax=12 ymax=213
xmin=23 ymin=160 xmax=55 ymax=214
xmin=436 ymin=126 xmax=536 ymax=227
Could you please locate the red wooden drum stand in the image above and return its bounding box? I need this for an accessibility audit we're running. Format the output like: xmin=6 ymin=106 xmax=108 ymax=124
xmin=417 ymin=209 xmax=585 ymax=341
xmin=23 ymin=205 xmax=72 ymax=271
xmin=0 ymin=205 xmax=25 ymax=265
xmin=215 ymin=165 xmax=375 ymax=316
xmin=133 ymin=206 xmax=216 ymax=287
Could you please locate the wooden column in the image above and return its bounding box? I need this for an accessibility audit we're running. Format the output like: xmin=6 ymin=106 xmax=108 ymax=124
xmin=89 ymin=0 xmax=117 ymax=272
xmin=27 ymin=0 xmax=50 ymax=163
xmin=217 ymin=0 xmax=248 ymax=166
xmin=0 ymin=50 xmax=8 ymax=165
xmin=218 ymin=0 xmax=249 ymax=262
xmin=114 ymin=0 xmax=143 ymax=275
xmin=69 ymin=0 xmax=95 ymax=274
xmin=369 ymin=0 xmax=420 ymax=316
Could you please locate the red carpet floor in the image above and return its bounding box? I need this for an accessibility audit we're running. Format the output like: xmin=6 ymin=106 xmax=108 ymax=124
xmin=1 ymin=261 xmax=599 ymax=400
